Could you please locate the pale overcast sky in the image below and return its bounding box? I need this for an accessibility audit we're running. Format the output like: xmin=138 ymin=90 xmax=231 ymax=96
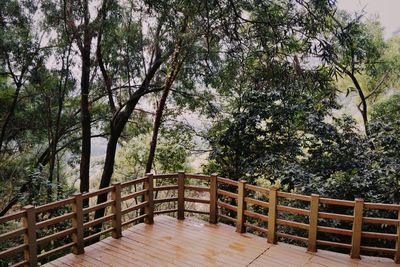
xmin=337 ymin=0 xmax=400 ymax=38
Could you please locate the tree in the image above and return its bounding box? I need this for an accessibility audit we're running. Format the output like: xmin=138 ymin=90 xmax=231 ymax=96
xmin=145 ymin=16 xmax=189 ymax=173
xmin=317 ymin=14 xmax=400 ymax=134
xmin=0 ymin=0 xmax=44 ymax=154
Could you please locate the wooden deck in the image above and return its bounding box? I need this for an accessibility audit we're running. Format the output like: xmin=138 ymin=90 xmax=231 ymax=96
xmin=45 ymin=215 xmax=395 ymax=267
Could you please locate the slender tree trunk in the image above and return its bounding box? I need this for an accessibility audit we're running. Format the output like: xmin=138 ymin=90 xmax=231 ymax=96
xmin=96 ymin=10 xmax=116 ymax=114
xmin=145 ymin=25 xmax=187 ymax=173
xmin=79 ymin=0 xmax=92 ymax=207
xmin=0 ymin=84 xmax=21 ymax=154
xmin=331 ymin=58 xmax=369 ymax=135
xmin=348 ymin=73 xmax=369 ymax=135
xmin=93 ymin=55 xmax=164 ymax=223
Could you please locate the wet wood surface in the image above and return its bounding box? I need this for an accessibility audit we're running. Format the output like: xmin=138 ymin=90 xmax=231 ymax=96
xmin=44 ymin=215 xmax=396 ymax=267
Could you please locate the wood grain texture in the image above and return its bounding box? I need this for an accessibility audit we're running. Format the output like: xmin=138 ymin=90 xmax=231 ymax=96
xmin=351 ymin=198 xmax=364 ymax=259
xmin=177 ymin=171 xmax=185 ymax=220
xmin=43 ymin=215 xmax=396 ymax=267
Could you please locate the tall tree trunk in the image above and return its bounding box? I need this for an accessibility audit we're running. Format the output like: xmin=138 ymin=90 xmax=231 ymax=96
xmin=330 ymin=58 xmax=369 ymax=135
xmin=145 ymin=24 xmax=187 ymax=173
xmin=346 ymin=71 xmax=369 ymax=135
xmin=79 ymin=0 xmax=92 ymax=206
xmin=0 ymin=84 xmax=21 ymax=154
xmin=49 ymin=43 xmax=71 ymax=199
xmin=93 ymin=54 xmax=164 ymax=223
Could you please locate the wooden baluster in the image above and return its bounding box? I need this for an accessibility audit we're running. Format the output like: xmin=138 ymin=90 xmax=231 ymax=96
xmin=71 ymin=193 xmax=84 ymax=255
xmin=111 ymin=183 xmax=122 ymax=238
xmin=144 ymin=173 xmax=154 ymax=224
xmin=395 ymin=209 xmax=400 ymax=263
xmin=209 ymin=174 xmax=218 ymax=224
xmin=267 ymin=188 xmax=277 ymax=244
xmin=177 ymin=171 xmax=185 ymax=220
xmin=236 ymin=180 xmax=247 ymax=233
xmin=350 ymin=198 xmax=364 ymax=259
xmin=308 ymin=194 xmax=319 ymax=252
xmin=22 ymin=205 xmax=37 ymax=266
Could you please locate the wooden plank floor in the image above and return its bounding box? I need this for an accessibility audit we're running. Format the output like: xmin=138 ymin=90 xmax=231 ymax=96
xmin=45 ymin=215 xmax=397 ymax=267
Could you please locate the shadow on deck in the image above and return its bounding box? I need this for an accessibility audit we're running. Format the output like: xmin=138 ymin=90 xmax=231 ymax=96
xmin=45 ymin=216 xmax=395 ymax=267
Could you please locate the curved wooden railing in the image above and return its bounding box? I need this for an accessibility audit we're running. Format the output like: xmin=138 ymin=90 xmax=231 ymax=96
xmin=1 ymin=172 xmax=400 ymax=266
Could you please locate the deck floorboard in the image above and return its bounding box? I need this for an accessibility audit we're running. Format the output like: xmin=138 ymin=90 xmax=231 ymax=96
xmin=44 ymin=215 xmax=397 ymax=267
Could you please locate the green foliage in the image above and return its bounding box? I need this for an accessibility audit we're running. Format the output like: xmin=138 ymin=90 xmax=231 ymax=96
xmin=1 ymin=0 xmax=400 ymax=260
xmin=114 ymin=121 xmax=194 ymax=182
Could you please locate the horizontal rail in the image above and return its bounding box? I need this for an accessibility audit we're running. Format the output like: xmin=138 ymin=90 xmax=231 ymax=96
xmin=121 ymin=201 xmax=149 ymax=215
xmin=184 ymin=209 xmax=210 ymax=215
xmin=36 ymin=212 xmax=75 ymax=229
xmin=153 ymin=174 xmax=178 ymax=179
xmin=121 ymin=189 xmax=148 ymax=202
xmin=277 ymin=205 xmax=309 ymax=216
xmin=186 ymin=174 xmax=211 ymax=180
xmin=83 ymin=200 xmax=114 ymax=214
xmin=154 ymin=185 xmax=178 ymax=192
xmin=317 ymin=240 xmax=351 ymax=249
xmin=317 ymin=226 xmax=352 ymax=236
xmin=37 ymin=242 xmax=75 ymax=260
xmin=83 ymin=227 xmax=114 ymax=242
xmin=277 ymin=191 xmax=310 ymax=202
xmin=244 ymin=222 xmax=268 ymax=234
xmin=82 ymin=186 xmax=113 ymax=199
xmin=185 ymin=185 xmax=209 ymax=192
xmin=361 ymin=231 xmax=397 ymax=240
xmin=217 ymin=189 xmax=238 ymax=199
xmin=184 ymin=198 xmax=210 ymax=204
xmin=277 ymin=232 xmax=308 ymax=243
xmin=319 ymin=198 xmax=355 ymax=207
xmin=244 ymin=197 xmax=269 ymax=208
xmin=244 ymin=210 xmax=268 ymax=222
xmin=122 ymin=214 xmax=148 ymax=227
xmin=121 ymin=177 xmax=148 ymax=188
xmin=10 ymin=260 xmax=28 ymax=267
xmin=364 ymin=202 xmax=400 ymax=211
xmin=37 ymin=228 xmax=75 ymax=246
xmin=0 ymin=228 xmax=26 ymax=243
xmin=276 ymin=219 xmax=309 ymax=230
xmin=154 ymin=197 xmax=178 ymax=204
xmin=217 ymin=201 xmax=237 ymax=212
xmin=83 ymin=214 xmax=114 ymax=229
xmin=360 ymin=246 xmax=396 ymax=254
xmin=217 ymin=177 xmax=238 ymax=186
xmin=318 ymin=212 xmax=353 ymax=221
xmin=35 ymin=198 xmax=74 ymax=213
xmin=0 ymin=244 xmax=26 ymax=260
xmin=363 ymin=216 xmax=398 ymax=225
xmin=245 ymin=184 xmax=269 ymax=194
xmin=154 ymin=209 xmax=178 ymax=215
xmin=218 ymin=213 xmax=237 ymax=223
xmin=0 ymin=210 xmax=25 ymax=224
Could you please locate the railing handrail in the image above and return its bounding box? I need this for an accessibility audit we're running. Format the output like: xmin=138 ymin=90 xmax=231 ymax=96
xmin=1 ymin=172 xmax=400 ymax=266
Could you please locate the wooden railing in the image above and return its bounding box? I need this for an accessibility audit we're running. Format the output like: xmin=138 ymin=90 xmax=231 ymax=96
xmin=1 ymin=172 xmax=400 ymax=266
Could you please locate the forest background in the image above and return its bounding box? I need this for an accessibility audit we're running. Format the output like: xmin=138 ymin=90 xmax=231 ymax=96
xmin=1 ymin=0 xmax=400 ymax=259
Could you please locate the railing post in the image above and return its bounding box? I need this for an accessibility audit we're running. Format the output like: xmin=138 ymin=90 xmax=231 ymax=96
xmin=267 ymin=188 xmax=277 ymax=244
xmin=236 ymin=180 xmax=247 ymax=233
xmin=308 ymin=194 xmax=319 ymax=252
xmin=71 ymin=193 xmax=84 ymax=255
xmin=350 ymin=198 xmax=364 ymax=259
xmin=111 ymin=183 xmax=122 ymax=238
xmin=395 ymin=209 xmax=400 ymax=263
xmin=144 ymin=173 xmax=154 ymax=224
xmin=209 ymin=174 xmax=218 ymax=224
xmin=177 ymin=171 xmax=185 ymax=220
xmin=22 ymin=205 xmax=37 ymax=266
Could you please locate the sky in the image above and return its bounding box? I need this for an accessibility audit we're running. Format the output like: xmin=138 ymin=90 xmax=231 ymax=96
xmin=337 ymin=0 xmax=400 ymax=38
